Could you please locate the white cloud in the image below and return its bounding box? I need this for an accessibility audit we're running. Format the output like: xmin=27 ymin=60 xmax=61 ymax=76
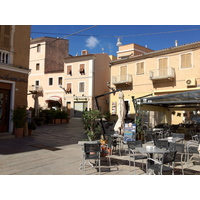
xmin=86 ymin=36 xmax=99 ymax=49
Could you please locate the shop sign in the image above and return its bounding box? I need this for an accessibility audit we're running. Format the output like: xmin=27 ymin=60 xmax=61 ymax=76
xmin=74 ymin=97 xmax=88 ymax=101
xmin=0 ymin=74 xmax=27 ymax=83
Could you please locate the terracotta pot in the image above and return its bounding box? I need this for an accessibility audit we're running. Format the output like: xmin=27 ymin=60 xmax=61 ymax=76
xmin=61 ymin=119 xmax=67 ymax=124
xmin=54 ymin=119 xmax=61 ymax=124
xmin=14 ymin=128 xmax=24 ymax=138
xmin=101 ymin=146 xmax=112 ymax=157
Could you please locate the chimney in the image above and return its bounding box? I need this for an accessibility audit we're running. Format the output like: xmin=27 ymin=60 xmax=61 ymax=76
xmin=175 ymin=40 xmax=178 ymax=47
xmin=81 ymin=50 xmax=88 ymax=55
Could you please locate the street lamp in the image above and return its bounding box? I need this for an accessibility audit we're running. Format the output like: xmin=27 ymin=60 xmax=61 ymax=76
xmin=106 ymin=81 xmax=116 ymax=93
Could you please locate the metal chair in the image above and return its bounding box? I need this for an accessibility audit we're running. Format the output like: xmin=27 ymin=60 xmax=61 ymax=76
xmin=168 ymin=142 xmax=185 ymax=175
xmin=185 ymin=140 xmax=200 ymax=166
xmin=83 ymin=143 xmax=101 ymax=175
xmin=147 ymin=151 xmax=177 ymax=175
xmin=144 ymin=129 xmax=154 ymax=144
xmin=127 ymin=140 xmax=147 ymax=175
xmin=172 ymin=133 xmax=184 ymax=143
xmin=154 ymin=139 xmax=169 ymax=149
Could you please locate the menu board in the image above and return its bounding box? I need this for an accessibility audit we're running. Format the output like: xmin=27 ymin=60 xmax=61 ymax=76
xmin=123 ymin=123 xmax=136 ymax=142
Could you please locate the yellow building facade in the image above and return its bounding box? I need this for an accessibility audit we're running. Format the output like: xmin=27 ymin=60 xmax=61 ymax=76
xmin=109 ymin=42 xmax=200 ymax=127
xmin=0 ymin=25 xmax=30 ymax=133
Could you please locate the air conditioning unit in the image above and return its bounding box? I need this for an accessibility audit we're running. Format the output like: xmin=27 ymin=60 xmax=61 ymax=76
xmin=185 ymin=78 xmax=196 ymax=86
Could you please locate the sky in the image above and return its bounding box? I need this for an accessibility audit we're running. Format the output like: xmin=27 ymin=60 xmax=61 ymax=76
xmin=31 ymin=25 xmax=200 ymax=57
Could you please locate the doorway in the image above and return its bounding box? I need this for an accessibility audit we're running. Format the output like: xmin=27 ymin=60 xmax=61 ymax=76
xmin=74 ymin=102 xmax=87 ymax=117
xmin=0 ymin=88 xmax=11 ymax=132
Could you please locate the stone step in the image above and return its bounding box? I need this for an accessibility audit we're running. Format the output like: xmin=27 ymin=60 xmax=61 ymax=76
xmin=0 ymin=132 xmax=15 ymax=139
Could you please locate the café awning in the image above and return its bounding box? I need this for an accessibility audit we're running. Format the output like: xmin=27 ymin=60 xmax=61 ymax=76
xmin=45 ymin=96 xmax=62 ymax=104
xmin=139 ymin=89 xmax=200 ymax=110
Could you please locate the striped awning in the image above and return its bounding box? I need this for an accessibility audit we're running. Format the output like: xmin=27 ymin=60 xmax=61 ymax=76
xmin=45 ymin=96 xmax=62 ymax=104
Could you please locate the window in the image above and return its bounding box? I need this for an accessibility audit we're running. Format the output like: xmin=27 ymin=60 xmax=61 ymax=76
xmin=37 ymin=44 xmax=41 ymax=52
xmin=0 ymin=25 xmax=11 ymax=51
xmin=181 ymin=53 xmax=192 ymax=68
xmin=79 ymin=82 xmax=85 ymax=93
xmin=66 ymin=83 xmax=72 ymax=94
xmin=79 ymin=64 xmax=85 ymax=75
xmin=120 ymin=65 xmax=127 ymax=81
xmin=49 ymin=78 xmax=53 ymax=86
xmin=36 ymin=63 xmax=40 ymax=70
xmin=67 ymin=65 xmax=72 ymax=75
xmin=35 ymin=80 xmax=39 ymax=86
xmin=58 ymin=77 xmax=62 ymax=85
xmin=158 ymin=58 xmax=168 ymax=76
xmin=136 ymin=62 xmax=144 ymax=75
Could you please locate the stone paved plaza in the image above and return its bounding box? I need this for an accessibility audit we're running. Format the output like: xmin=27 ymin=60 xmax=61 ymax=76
xmin=0 ymin=118 xmax=200 ymax=175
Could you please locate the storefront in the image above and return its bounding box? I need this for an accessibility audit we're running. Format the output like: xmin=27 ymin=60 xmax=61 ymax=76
xmin=138 ymin=89 xmax=200 ymax=127
xmin=73 ymin=96 xmax=88 ymax=117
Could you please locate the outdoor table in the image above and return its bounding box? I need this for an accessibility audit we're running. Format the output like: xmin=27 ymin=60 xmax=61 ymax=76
xmin=136 ymin=146 xmax=168 ymax=170
xmin=159 ymin=137 xmax=182 ymax=143
xmin=78 ymin=140 xmax=100 ymax=146
xmin=136 ymin=147 xmax=168 ymax=156
xmin=152 ymin=128 xmax=164 ymax=132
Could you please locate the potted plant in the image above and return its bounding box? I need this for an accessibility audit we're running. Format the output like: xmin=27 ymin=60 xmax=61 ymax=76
xmin=12 ymin=105 xmax=27 ymax=138
xmin=60 ymin=110 xmax=69 ymax=123
xmin=83 ymin=109 xmax=102 ymax=141
xmin=34 ymin=116 xmax=45 ymax=126
xmin=28 ymin=121 xmax=37 ymax=136
xmin=52 ymin=110 xmax=62 ymax=124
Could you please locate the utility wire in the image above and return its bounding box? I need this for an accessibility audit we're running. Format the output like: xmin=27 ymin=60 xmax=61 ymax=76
xmin=31 ymin=28 xmax=200 ymax=38
xmin=30 ymin=25 xmax=99 ymax=49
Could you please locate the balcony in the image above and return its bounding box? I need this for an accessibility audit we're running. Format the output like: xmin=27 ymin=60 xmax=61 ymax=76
xmin=28 ymin=85 xmax=43 ymax=94
xmin=149 ymin=67 xmax=175 ymax=80
xmin=112 ymin=74 xmax=132 ymax=85
xmin=0 ymin=50 xmax=10 ymax=64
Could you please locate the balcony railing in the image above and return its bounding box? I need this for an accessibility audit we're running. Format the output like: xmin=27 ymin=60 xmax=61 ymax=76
xmin=28 ymin=85 xmax=43 ymax=93
xmin=112 ymin=74 xmax=132 ymax=85
xmin=0 ymin=50 xmax=10 ymax=64
xmin=149 ymin=67 xmax=175 ymax=80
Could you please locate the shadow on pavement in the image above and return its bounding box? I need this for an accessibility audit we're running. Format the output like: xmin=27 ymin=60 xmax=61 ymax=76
xmin=0 ymin=118 xmax=87 ymax=155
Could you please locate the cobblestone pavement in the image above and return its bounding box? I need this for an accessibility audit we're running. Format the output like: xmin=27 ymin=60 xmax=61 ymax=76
xmin=0 ymin=118 xmax=200 ymax=175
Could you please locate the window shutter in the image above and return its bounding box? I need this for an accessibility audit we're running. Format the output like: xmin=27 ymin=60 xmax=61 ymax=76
xmin=137 ymin=62 xmax=144 ymax=74
xmin=66 ymin=83 xmax=71 ymax=93
xmin=159 ymin=58 xmax=167 ymax=69
xmin=67 ymin=65 xmax=72 ymax=75
xmin=181 ymin=53 xmax=191 ymax=68
xmin=80 ymin=64 xmax=85 ymax=74
xmin=181 ymin=54 xmax=185 ymax=68
xmin=186 ymin=53 xmax=191 ymax=68
xmin=36 ymin=63 xmax=40 ymax=70
xmin=3 ymin=25 xmax=11 ymax=50
xmin=79 ymin=82 xmax=84 ymax=92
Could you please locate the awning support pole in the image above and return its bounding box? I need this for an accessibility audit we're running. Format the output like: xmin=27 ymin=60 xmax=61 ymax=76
xmin=95 ymin=89 xmax=122 ymax=140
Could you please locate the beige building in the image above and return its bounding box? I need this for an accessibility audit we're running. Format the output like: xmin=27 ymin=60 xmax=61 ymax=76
xmin=109 ymin=41 xmax=200 ymax=127
xmin=63 ymin=50 xmax=115 ymax=117
xmin=28 ymin=37 xmax=69 ymax=115
xmin=28 ymin=40 xmax=116 ymax=117
xmin=0 ymin=25 xmax=30 ymax=133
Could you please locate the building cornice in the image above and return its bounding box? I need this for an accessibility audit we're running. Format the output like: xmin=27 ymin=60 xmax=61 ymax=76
xmin=0 ymin=63 xmax=30 ymax=74
xmin=64 ymin=54 xmax=96 ymax=63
